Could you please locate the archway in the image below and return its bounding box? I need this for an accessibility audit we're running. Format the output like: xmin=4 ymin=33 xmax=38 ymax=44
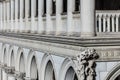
xmin=65 ymin=67 xmax=78 ymax=80
xmin=19 ymin=53 xmax=25 ymax=73
xmin=44 ymin=60 xmax=56 ymax=80
xmin=115 ymin=75 xmax=120 ymax=80
xmin=30 ymin=56 xmax=38 ymax=80
xmin=10 ymin=50 xmax=15 ymax=67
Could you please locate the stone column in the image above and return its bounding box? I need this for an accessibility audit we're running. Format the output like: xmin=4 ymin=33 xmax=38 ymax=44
xmin=3 ymin=1 xmax=6 ymax=32
xmin=25 ymin=0 xmax=29 ymax=33
xmin=67 ymin=0 xmax=78 ymax=36
xmin=10 ymin=0 xmax=14 ymax=32
xmin=6 ymin=1 xmax=10 ymax=32
xmin=56 ymin=0 xmax=65 ymax=35
xmin=80 ymin=0 xmax=95 ymax=37
xmin=31 ymin=0 xmax=36 ymax=33
xmin=19 ymin=0 xmax=24 ymax=32
xmin=0 ymin=2 xmax=2 ymax=32
xmin=14 ymin=0 xmax=18 ymax=32
xmin=8 ymin=75 xmax=15 ymax=80
xmin=2 ymin=70 xmax=8 ymax=80
xmin=46 ymin=0 xmax=54 ymax=35
xmin=37 ymin=0 xmax=44 ymax=34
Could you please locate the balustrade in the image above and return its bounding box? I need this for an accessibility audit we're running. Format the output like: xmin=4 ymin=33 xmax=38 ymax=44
xmin=96 ymin=10 xmax=120 ymax=33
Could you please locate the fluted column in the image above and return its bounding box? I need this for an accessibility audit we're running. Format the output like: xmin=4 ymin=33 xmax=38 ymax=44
xmin=56 ymin=0 xmax=65 ymax=35
xmin=80 ymin=0 xmax=95 ymax=37
xmin=46 ymin=0 xmax=54 ymax=35
xmin=14 ymin=0 xmax=18 ymax=32
xmin=38 ymin=0 xmax=44 ymax=34
xmin=67 ymin=0 xmax=78 ymax=36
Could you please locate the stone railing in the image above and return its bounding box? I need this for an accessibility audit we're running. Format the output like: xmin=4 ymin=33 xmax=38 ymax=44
xmin=96 ymin=10 xmax=120 ymax=33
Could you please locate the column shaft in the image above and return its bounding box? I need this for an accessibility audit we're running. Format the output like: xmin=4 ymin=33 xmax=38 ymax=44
xmin=10 ymin=0 xmax=14 ymax=32
xmin=0 ymin=3 xmax=2 ymax=31
xmin=80 ymin=0 xmax=95 ymax=37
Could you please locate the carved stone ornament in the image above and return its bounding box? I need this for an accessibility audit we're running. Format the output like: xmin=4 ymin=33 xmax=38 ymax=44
xmin=74 ymin=49 xmax=99 ymax=80
xmin=4 ymin=66 xmax=15 ymax=74
xmin=0 ymin=62 xmax=7 ymax=69
xmin=14 ymin=71 xmax=26 ymax=79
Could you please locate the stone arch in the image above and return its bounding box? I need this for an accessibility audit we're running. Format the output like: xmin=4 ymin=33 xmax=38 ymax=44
xmin=27 ymin=50 xmax=39 ymax=79
xmin=8 ymin=46 xmax=15 ymax=67
xmin=1 ymin=44 xmax=8 ymax=64
xmin=104 ymin=63 xmax=120 ymax=80
xmin=44 ymin=60 xmax=56 ymax=80
xmin=65 ymin=67 xmax=78 ymax=80
xmin=16 ymin=47 xmax=25 ymax=72
xmin=40 ymin=54 xmax=57 ymax=80
xmin=59 ymin=58 xmax=79 ymax=80
xmin=30 ymin=56 xmax=38 ymax=80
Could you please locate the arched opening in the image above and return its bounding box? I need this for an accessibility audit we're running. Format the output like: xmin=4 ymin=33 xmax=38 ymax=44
xmin=18 ymin=0 xmax=20 ymax=19
xmin=44 ymin=60 xmax=56 ymax=80
xmin=35 ymin=0 xmax=38 ymax=17
xmin=3 ymin=48 xmax=7 ymax=64
xmin=43 ymin=0 xmax=46 ymax=16
xmin=63 ymin=0 xmax=67 ymax=13
xmin=75 ymin=0 xmax=80 ymax=12
xmin=29 ymin=0 xmax=31 ymax=18
xmin=23 ymin=0 xmax=25 ymax=18
xmin=65 ymin=67 xmax=78 ymax=80
xmin=115 ymin=75 xmax=120 ymax=80
xmin=30 ymin=56 xmax=38 ymax=80
xmin=19 ymin=53 xmax=25 ymax=73
xmin=52 ymin=0 xmax=56 ymax=15
xmin=10 ymin=50 xmax=15 ymax=67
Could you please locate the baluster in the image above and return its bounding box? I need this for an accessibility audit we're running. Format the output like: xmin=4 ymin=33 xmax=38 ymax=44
xmin=103 ymin=15 xmax=106 ymax=32
xmin=98 ymin=14 xmax=102 ymax=32
xmin=116 ymin=15 xmax=119 ymax=32
xmin=112 ymin=15 xmax=115 ymax=32
xmin=107 ymin=15 xmax=110 ymax=32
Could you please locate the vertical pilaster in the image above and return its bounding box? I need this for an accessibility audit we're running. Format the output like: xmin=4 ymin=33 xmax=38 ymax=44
xmin=6 ymin=1 xmax=10 ymax=32
xmin=2 ymin=70 xmax=7 ymax=80
xmin=80 ymin=0 xmax=95 ymax=37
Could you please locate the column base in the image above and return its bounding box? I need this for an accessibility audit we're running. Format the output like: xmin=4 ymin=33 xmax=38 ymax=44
xmin=67 ymin=32 xmax=80 ymax=37
xmin=55 ymin=31 xmax=67 ymax=36
xmin=80 ymin=32 xmax=95 ymax=37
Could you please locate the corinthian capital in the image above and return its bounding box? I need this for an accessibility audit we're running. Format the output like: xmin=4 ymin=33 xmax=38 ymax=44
xmin=14 ymin=71 xmax=26 ymax=79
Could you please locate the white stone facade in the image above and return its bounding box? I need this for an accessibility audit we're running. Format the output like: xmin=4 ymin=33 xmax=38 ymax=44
xmin=0 ymin=0 xmax=120 ymax=80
